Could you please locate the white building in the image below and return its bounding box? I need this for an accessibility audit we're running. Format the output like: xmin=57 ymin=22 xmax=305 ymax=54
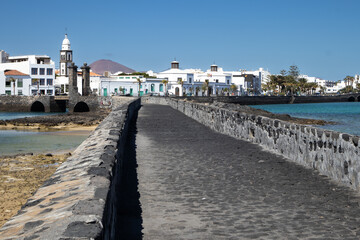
xmin=155 ymin=61 xmax=195 ymax=96
xmin=100 ymin=74 xmax=167 ymax=96
xmin=298 ymin=74 xmax=338 ymax=94
xmin=192 ymin=64 xmax=232 ymax=95
xmin=226 ymin=68 xmax=269 ymax=95
xmin=0 ymin=70 xmax=32 ymax=95
xmin=0 ymin=51 xmax=55 ymax=95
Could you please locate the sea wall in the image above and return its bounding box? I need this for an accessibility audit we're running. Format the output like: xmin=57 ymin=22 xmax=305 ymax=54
xmin=0 ymin=97 xmax=140 ymax=239
xmin=174 ymin=94 xmax=360 ymax=105
xmin=144 ymin=97 xmax=360 ymax=191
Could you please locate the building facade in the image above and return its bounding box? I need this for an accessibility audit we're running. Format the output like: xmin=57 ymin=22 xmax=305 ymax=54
xmin=0 ymin=51 xmax=55 ymax=96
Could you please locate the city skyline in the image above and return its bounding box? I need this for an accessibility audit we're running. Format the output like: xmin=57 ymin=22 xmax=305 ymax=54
xmin=1 ymin=0 xmax=360 ymax=81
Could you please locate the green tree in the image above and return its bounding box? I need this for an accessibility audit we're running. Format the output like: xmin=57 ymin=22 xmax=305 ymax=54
xmin=230 ymin=84 xmax=238 ymax=93
xmin=177 ymin=78 xmax=184 ymax=96
xmin=344 ymin=76 xmax=354 ymax=87
xmin=288 ymin=65 xmax=300 ymax=79
xmin=203 ymin=79 xmax=209 ymax=96
xmin=298 ymin=78 xmax=308 ymax=94
xmin=161 ymin=79 xmax=168 ymax=95
xmin=136 ymin=78 xmax=142 ymax=96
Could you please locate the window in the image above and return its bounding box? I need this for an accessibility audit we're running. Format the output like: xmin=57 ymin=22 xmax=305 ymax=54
xmin=160 ymin=84 xmax=164 ymax=92
xmin=17 ymin=79 xmax=23 ymax=87
xmin=125 ymin=77 xmax=130 ymax=79
xmin=47 ymin=90 xmax=53 ymax=95
xmin=40 ymin=78 xmax=45 ymax=85
xmin=47 ymin=79 xmax=53 ymax=86
xmin=65 ymin=84 xmax=69 ymax=92
xmin=5 ymin=80 xmax=11 ymax=87
xmin=47 ymin=68 xmax=53 ymax=75
xmin=31 ymin=90 xmax=37 ymax=95
xmin=189 ymin=78 xmax=192 ymax=83
xmin=227 ymin=80 xmax=230 ymax=84
xmin=216 ymin=79 xmax=219 ymax=83
xmin=31 ymin=68 xmax=38 ymax=75
xmin=32 ymin=79 xmax=38 ymax=86
xmin=39 ymin=68 xmax=45 ymax=75
xmin=18 ymin=90 xmax=23 ymax=95
xmin=132 ymin=77 xmax=137 ymax=79
xmin=5 ymin=90 xmax=11 ymax=95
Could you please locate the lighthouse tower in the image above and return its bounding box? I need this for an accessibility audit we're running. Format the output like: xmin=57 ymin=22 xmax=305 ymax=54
xmin=60 ymin=34 xmax=73 ymax=76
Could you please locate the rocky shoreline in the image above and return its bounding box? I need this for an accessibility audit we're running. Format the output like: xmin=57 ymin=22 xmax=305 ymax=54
xmin=0 ymin=109 xmax=110 ymax=130
xmin=210 ymin=102 xmax=333 ymax=126
xmin=0 ymin=153 xmax=69 ymax=227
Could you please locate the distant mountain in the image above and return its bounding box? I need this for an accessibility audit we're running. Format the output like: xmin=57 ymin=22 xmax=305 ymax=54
xmin=89 ymin=59 xmax=136 ymax=75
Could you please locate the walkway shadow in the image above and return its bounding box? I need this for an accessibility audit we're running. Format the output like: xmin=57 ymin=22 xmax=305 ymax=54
xmin=116 ymin=110 xmax=143 ymax=239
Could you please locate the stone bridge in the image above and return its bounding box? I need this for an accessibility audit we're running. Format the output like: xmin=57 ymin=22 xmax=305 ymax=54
xmin=0 ymin=62 xmax=112 ymax=113
xmin=1 ymin=97 xmax=360 ymax=239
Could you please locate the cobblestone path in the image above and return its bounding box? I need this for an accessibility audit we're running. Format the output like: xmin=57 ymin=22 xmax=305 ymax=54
xmin=136 ymin=104 xmax=360 ymax=239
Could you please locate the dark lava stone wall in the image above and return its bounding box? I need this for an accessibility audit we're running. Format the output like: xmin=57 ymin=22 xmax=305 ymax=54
xmin=144 ymin=97 xmax=360 ymax=192
xmin=0 ymin=98 xmax=140 ymax=239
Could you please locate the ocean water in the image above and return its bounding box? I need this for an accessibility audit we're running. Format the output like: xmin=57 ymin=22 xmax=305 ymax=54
xmin=0 ymin=111 xmax=89 ymax=156
xmin=0 ymin=130 xmax=90 ymax=156
xmin=252 ymin=102 xmax=360 ymax=136
xmin=0 ymin=112 xmax=63 ymax=120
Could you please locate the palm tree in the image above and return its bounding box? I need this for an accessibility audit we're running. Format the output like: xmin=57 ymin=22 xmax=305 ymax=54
xmin=319 ymin=86 xmax=326 ymax=95
xmin=230 ymin=84 xmax=238 ymax=94
xmin=344 ymin=76 xmax=354 ymax=87
xmin=135 ymin=78 xmax=142 ymax=96
xmin=177 ymin=78 xmax=184 ymax=96
xmin=161 ymin=79 xmax=168 ymax=96
xmin=195 ymin=86 xmax=200 ymax=96
xmin=201 ymin=83 xmax=207 ymax=96
xmin=298 ymin=78 xmax=308 ymax=95
xmin=204 ymin=79 xmax=209 ymax=96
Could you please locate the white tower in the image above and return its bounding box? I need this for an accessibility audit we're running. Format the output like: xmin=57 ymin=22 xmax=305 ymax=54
xmin=60 ymin=34 xmax=73 ymax=76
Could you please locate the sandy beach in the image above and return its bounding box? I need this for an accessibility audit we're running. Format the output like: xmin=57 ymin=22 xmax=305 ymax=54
xmin=0 ymin=153 xmax=69 ymax=227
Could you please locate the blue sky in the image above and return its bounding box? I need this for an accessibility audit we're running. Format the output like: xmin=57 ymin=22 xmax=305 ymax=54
xmin=1 ymin=0 xmax=359 ymax=81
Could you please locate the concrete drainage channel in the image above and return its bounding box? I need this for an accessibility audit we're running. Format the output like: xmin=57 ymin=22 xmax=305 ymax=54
xmin=0 ymin=97 xmax=142 ymax=239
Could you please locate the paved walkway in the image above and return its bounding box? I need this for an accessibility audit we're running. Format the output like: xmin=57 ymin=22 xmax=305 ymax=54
xmin=135 ymin=104 xmax=360 ymax=239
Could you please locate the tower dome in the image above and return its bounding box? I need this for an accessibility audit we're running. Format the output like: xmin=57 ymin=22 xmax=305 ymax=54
xmin=62 ymin=34 xmax=71 ymax=50
xmin=171 ymin=60 xmax=179 ymax=69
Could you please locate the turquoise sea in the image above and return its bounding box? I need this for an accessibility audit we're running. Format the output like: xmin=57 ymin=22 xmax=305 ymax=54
xmin=0 ymin=112 xmax=90 ymax=156
xmin=252 ymin=102 xmax=360 ymax=136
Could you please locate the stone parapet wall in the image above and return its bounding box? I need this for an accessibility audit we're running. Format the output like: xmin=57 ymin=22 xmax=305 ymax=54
xmin=144 ymin=97 xmax=360 ymax=191
xmin=0 ymin=97 xmax=140 ymax=239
